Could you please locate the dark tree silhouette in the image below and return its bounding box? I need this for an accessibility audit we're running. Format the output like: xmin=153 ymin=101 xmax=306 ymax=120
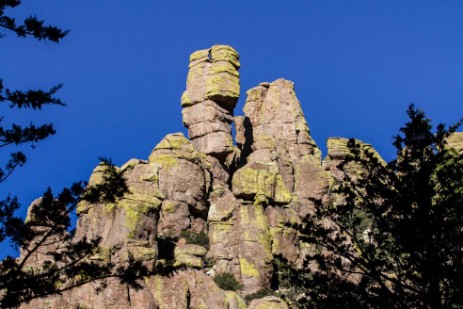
xmin=0 ymin=159 xmax=132 ymax=308
xmin=279 ymin=105 xmax=463 ymax=308
xmin=0 ymin=0 xmax=68 ymax=184
xmin=0 ymin=3 xmax=143 ymax=308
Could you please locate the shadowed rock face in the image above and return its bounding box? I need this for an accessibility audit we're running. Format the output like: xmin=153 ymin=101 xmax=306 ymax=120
xmin=22 ymin=45 xmax=460 ymax=308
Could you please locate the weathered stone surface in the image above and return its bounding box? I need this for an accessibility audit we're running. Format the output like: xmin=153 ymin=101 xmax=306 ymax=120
xmin=149 ymin=133 xmax=211 ymax=237
xmin=174 ymin=244 xmax=207 ymax=268
xmin=208 ymin=191 xmax=239 ymax=222
xmin=234 ymin=78 xmax=330 ymax=222
xmin=21 ymin=279 xmax=158 ymax=309
xmin=266 ymin=206 xmax=300 ymax=263
xmin=232 ymin=162 xmax=292 ymax=205
xmin=75 ymin=159 xmax=162 ymax=268
xmin=234 ymin=115 xmax=246 ymax=148
xmin=447 ymin=132 xmax=463 ymax=153
xmin=224 ymin=291 xmax=247 ymax=309
xmin=146 ymin=270 xmax=228 ymax=309
xmin=181 ymin=45 xmax=239 ymax=158
xmin=323 ymin=137 xmax=385 ymax=183
xmin=181 ymin=45 xmax=240 ymax=109
xmin=21 ymin=45 xmax=389 ymax=309
xmin=207 ymin=200 xmax=274 ymax=295
xmin=20 ymin=198 xmax=67 ymax=268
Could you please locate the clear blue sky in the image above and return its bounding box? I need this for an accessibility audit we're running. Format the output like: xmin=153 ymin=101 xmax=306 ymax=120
xmin=2 ymin=1 xmax=463 ymax=257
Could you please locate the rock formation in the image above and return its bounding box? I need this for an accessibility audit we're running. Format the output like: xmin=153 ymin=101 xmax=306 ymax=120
xmin=19 ymin=45 xmax=462 ymax=308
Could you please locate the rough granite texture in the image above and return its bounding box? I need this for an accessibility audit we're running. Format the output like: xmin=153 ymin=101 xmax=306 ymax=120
xmin=20 ymin=45 xmax=463 ymax=308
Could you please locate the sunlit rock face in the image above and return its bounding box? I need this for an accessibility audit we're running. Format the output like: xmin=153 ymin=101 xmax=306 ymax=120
xmin=181 ymin=45 xmax=240 ymax=158
xmin=323 ymin=137 xmax=386 ymax=182
xmin=21 ymin=45 xmax=408 ymax=308
xmin=447 ymin=132 xmax=463 ymax=154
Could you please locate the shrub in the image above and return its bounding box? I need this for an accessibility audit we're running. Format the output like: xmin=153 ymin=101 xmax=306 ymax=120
xmin=179 ymin=230 xmax=209 ymax=248
xmin=213 ymin=272 xmax=242 ymax=291
xmin=204 ymin=256 xmax=215 ymax=268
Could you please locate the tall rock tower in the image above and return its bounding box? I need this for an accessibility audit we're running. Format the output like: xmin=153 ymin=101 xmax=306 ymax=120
xmin=18 ymin=44 xmax=393 ymax=309
xmin=181 ymin=45 xmax=240 ymax=158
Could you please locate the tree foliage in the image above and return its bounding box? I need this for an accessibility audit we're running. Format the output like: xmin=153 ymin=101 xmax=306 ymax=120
xmin=0 ymin=0 xmax=68 ymax=42
xmin=0 ymin=0 xmax=68 ymax=184
xmin=0 ymin=3 xmax=143 ymax=308
xmin=282 ymin=105 xmax=463 ymax=308
xmin=0 ymin=159 xmax=132 ymax=308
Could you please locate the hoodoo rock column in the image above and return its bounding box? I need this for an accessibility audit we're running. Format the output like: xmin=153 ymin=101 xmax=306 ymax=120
xmin=181 ymin=45 xmax=240 ymax=159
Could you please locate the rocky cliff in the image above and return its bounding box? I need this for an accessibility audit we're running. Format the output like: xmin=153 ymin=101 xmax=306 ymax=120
xmin=20 ymin=45 xmax=440 ymax=309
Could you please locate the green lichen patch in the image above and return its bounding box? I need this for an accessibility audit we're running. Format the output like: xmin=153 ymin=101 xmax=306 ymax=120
xmin=149 ymin=135 xmax=211 ymax=172
xmin=208 ymin=221 xmax=233 ymax=245
xmin=88 ymin=246 xmax=112 ymax=262
xmin=119 ymin=198 xmax=160 ymax=238
xmin=103 ymin=202 xmax=116 ymax=213
xmin=153 ymin=133 xmax=193 ymax=152
xmin=238 ymin=204 xmax=273 ymax=258
xmin=239 ymin=258 xmax=260 ymax=277
xmin=173 ymin=253 xmax=204 ymax=268
xmin=232 ymin=165 xmax=292 ymax=205
xmin=175 ymin=244 xmax=207 ymax=257
xmin=224 ymin=291 xmax=247 ymax=309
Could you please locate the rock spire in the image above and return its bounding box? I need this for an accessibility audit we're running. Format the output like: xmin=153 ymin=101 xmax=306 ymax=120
xmin=22 ymin=44 xmax=450 ymax=309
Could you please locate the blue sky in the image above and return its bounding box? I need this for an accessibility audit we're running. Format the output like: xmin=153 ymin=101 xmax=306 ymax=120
xmin=1 ymin=1 xmax=463 ymax=257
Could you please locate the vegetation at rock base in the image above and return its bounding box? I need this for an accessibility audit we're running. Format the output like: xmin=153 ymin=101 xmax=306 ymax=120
xmin=244 ymin=287 xmax=273 ymax=303
xmin=213 ymin=272 xmax=242 ymax=292
xmin=280 ymin=105 xmax=463 ymax=308
xmin=179 ymin=230 xmax=209 ymax=249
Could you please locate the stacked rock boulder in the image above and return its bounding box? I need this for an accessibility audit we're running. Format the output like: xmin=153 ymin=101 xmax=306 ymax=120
xmin=181 ymin=45 xmax=239 ymax=159
xmin=21 ymin=45 xmax=431 ymax=308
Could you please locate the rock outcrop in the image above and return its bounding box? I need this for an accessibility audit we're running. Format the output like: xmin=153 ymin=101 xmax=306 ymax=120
xmin=447 ymin=132 xmax=463 ymax=154
xmin=181 ymin=45 xmax=240 ymax=158
xmin=22 ymin=44 xmax=453 ymax=308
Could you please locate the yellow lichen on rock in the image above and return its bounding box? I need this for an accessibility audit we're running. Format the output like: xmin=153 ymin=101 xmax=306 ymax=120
xmin=232 ymin=164 xmax=292 ymax=205
xmin=208 ymin=222 xmax=233 ymax=244
xmin=149 ymin=133 xmax=211 ymax=169
xmin=239 ymin=204 xmax=272 ymax=256
xmin=181 ymin=45 xmax=240 ymax=109
xmin=120 ymin=199 xmax=160 ymax=238
xmin=447 ymin=132 xmax=463 ymax=153
xmin=239 ymin=258 xmax=260 ymax=277
xmin=224 ymin=291 xmax=247 ymax=309
xmin=154 ymin=132 xmax=194 ymax=151
xmin=174 ymin=244 xmax=207 ymax=268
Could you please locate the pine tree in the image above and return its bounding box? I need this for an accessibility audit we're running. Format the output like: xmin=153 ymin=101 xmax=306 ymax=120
xmin=281 ymin=105 xmax=463 ymax=308
xmin=0 ymin=3 xmax=141 ymax=307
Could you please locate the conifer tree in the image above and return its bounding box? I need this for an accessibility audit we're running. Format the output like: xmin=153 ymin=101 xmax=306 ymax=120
xmin=0 ymin=3 xmax=141 ymax=307
xmin=280 ymin=105 xmax=463 ymax=308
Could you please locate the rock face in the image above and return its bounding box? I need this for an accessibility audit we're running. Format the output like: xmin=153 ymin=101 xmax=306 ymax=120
xmin=447 ymin=132 xmax=463 ymax=154
xmin=181 ymin=45 xmax=240 ymax=158
xmin=21 ymin=44 xmax=438 ymax=308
